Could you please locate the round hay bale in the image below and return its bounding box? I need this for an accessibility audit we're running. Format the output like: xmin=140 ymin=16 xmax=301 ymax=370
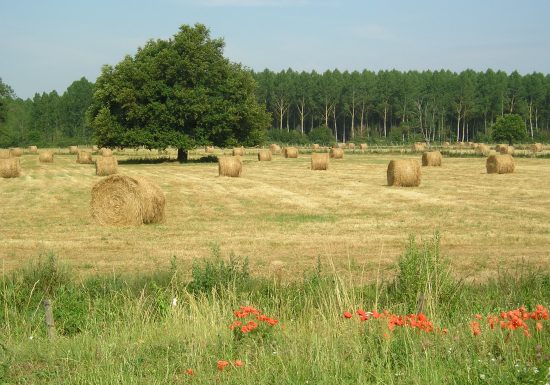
xmin=494 ymin=144 xmax=506 ymax=152
xmin=359 ymin=143 xmax=368 ymax=150
xmin=486 ymin=154 xmax=514 ymax=174
xmin=531 ymin=143 xmax=543 ymax=153
xmin=475 ymin=144 xmax=491 ymax=156
xmin=95 ymin=156 xmax=118 ymax=176
xmin=205 ymin=146 xmax=215 ymax=153
xmin=257 ymin=149 xmax=272 ymax=161
xmin=329 ymin=147 xmax=344 ymax=159
xmin=69 ymin=146 xmax=78 ymax=154
xmin=100 ymin=148 xmax=113 ymax=157
xmin=348 ymin=143 xmax=355 ymax=150
xmin=9 ymin=148 xmax=23 ymax=157
xmin=443 ymin=142 xmax=450 ymax=147
xmin=457 ymin=142 xmax=465 ymax=148
xmin=269 ymin=144 xmax=281 ymax=154
xmin=0 ymin=158 xmax=21 ymax=178
xmin=498 ymin=145 xmax=514 ymax=155
xmin=284 ymin=147 xmax=298 ymax=158
xmin=76 ymin=150 xmax=93 ymax=164
xmin=312 ymin=143 xmax=320 ymax=150
xmin=92 ymin=145 xmax=99 ymax=152
xmin=421 ymin=151 xmax=442 ymax=167
xmin=0 ymin=149 xmax=11 ymax=159
xmin=29 ymin=145 xmax=38 ymax=154
xmin=91 ymin=174 xmax=165 ymax=226
xmin=336 ymin=143 xmax=345 ymax=149
xmin=412 ymin=142 xmax=426 ymax=152
xmin=218 ymin=156 xmax=242 ymax=177
xmin=311 ymin=153 xmax=329 ymax=170
xmin=387 ymin=159 xmax=421 ymax=187
xmin=39 ymin=151 xmax=54 ymax=163
xmin=232 ymin=147 xmax=245 ymax=156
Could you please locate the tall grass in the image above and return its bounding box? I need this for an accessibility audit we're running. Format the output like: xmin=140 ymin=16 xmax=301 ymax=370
xmin=1 ymin=236 xmax=548 ymax=384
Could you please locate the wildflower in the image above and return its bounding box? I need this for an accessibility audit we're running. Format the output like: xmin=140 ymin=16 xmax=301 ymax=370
xmin=536 ymin=322 xmax=543 ymax=331
xmin=471 ymin=321 xmax=481 ymax=336
xmin=442 ymin=328 xmax=448 ymax=334
xmin=234 ymin=360 xmax=244 ymax=367
xmin=241 ymin=325 xmax=249 ymax=333
xmin=185 ymin=368 xmax=194 ymax=375
xmin=343 ymin=311 xmax=353 ymax=319
xmin=475 ymin=314 xmax=483 ymax=320
xmin=217 ymin=360 xmax=230 ymax=371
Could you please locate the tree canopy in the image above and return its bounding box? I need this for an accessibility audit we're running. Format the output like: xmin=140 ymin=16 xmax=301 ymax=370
xmin=491 ymin=114 xmax=527 ymax=145
xmin=88 ymin=23 xmax=270 ymax=161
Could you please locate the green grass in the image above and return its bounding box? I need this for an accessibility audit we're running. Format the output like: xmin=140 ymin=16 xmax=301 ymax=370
xmin=1 ymin=239 xmax=549 ymax=384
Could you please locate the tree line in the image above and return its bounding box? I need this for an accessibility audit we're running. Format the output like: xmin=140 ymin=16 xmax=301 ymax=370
xmin=1 ymin=68 xmax=550 ymax=148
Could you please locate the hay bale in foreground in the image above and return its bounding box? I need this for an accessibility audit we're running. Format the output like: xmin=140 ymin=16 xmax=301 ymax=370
xmin=9 ymin=148 xmax=23 ymax=157
xmin=284 ymin=147 xmax=298 ymax=158
xmin=311 ymin=153 xmax=329 ymax=170
xmin=218 ymin=156 xmax=242 ymax=177
xmin=312 ymin=143 xmax=320 ymax=150
xmin=0 ymin=149 xmax=10 ymax=159
xmin=257 ymin=149 xmax=272 ymax=161
xmin=39 ymin=151 xmax=54 ymax=163
xmin=232 ymin=147 xmax=244 ymax=156
xmin=29 ymin=145 xmax=38 ymax=154
xmin=422 ymin=151 xmax=442 ymax=167
xmin=69 ymin=146 xmax=78 ymax=154
xmin=475 ymin=144 xmax=491 ymax=156
xmin=100 ymin=148 xmax=113 ymax=157
xmin=413 ymin=142 xmax=426 ymax=152
xmin=77 ymin=150 xmax=93 ymax=164
xmin=486 ymin=154 xmax=514 ymax=174
xmin=387 ymin=159 xmax=421 ymax=187
xmin=329 ymin=147 xmax=344 ymax=159
xmin=0 ymin=158 xmax=21 ymax=178
xmin=531 ymin=143 xmax=543 ymax=153
xmin=91 ymin=174 xmax=165 ymax=226
xmin=499 ymin=145 xmax=514 ymax=155
xmin=360 ymin=143 xmax=368 ymax=150
xmin=95 ymin=156 xmax=118 ymax=176
xmin=269 ymin=144 xmax=281 ymax=154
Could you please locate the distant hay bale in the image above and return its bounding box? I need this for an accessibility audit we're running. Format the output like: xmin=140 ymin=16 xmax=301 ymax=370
xmin=494 ymin=144 xmax=506 ymax=152
xmin=0 ymin=158 xmax=21 ymax=178
xmin=329 ymin=147 xmax=344 ymax=159
xmin=95 ymin=156 xmax=118 ymax=176
xmin=257 ymin=149 xmax=272 ymax=161
xmin=457 ymin=142 xmax=465 ymax=148
xmin=413 ymin=142 xmax=426 ymax=152
xmin=0 ymin=149 xmax=11 ymax=159
xmin=284 ymin=147 xmax=298 ymax=158
xmin=232 ymin=147 xmax=245 ymax=156
xmin=269 ymin=144 xmax=281 ymax=154
xmin=311 ymin=153 xmax=329 ymax=170
xmin=9 ymin=148 xmax=23 ymax=157
xmin=486 ymin=154 xmax=514 ymax=174
xmin=91 ymin=174 xmax=166 ymax=226
xmin=100 ymin=148 xmax=113 ymax=157
xmin=218 ymin=156 xmax=242 ymax=177
xmin=531 ymin=143 xmax=543 ymax=153
xmin=92 ymin=145 xmax=99 ymax=152
xmin=475 ymin=144 xmax=491 ymax=156
xmin=443 ymin=142 xmax=450 ymax=147
xmin=337 ymin=143 xmax=345 ymax=149
xmin=467 ymin=142 xmax=475 ymax=147
xmin=422 ymin=151 xmax=442 ymax=167
xmin=312 ymin=143 xmax=320 ymax=150
xmin=348 ymin=143 xmax=355 ymax=150
xmin=387 ymin=159 xmax=421 ymax=187
xmin=29 ymin=145 xmax=38 ymax=154
xmin=76 ymin=150 xmax=93 ymax=164
xmin=499 ymin=145 xmax=514 ymax=155
xmin=205 ymin=146 xmax=214 ymax=153
xmin=360 ymin=143 xmax=368 ymax=150
xmin=39 ymin=151 xmax=54 ymax=163
xmin=69 ymin=146 xmax=78 ymax=154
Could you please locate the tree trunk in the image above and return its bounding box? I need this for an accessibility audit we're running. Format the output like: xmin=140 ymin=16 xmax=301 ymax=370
xmin=528 ymin=102 xmax=534 ymax=139
xmin=177 ymin=148 xmax=188 ymax=162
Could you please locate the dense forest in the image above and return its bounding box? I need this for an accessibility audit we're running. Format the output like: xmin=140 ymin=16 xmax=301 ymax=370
xmin=1 ymin=69 xmax=549 ymax=147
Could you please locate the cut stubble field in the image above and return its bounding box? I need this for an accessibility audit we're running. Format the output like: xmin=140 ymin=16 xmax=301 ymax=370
xmin=1 ymin=149 xmax=549 ymax=281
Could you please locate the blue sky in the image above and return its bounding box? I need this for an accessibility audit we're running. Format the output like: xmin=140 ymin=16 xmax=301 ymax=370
xmin=1 ymin=0 xmax=549 ymax=99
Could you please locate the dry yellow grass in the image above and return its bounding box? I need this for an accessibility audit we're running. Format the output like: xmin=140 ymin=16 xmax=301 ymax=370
xmin=0 ymin=149 xmax=549 ymax=282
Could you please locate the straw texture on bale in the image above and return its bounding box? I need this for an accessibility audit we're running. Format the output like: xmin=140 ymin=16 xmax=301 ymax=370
xmin=29 ymin=145 xmax=38 ymax=154
xmin=495 ymin=144 xmax=506 ymax=152
xmin=329 ymin=147 xmax=344 ymax=159
xmin=421 ymin=151 xmax=442 ymax=167
xmin=498 ymin=145 xmax=514 ymax=155
xmin=205 ymin=146 xmax=214 ymax=153
xmin=39 ymin=151 xmax=54 ymax=163
xmin=311 ymin=153 xmax=329 ymax=170
xmin=284 ymin=147 xmax=298 ymax=158
xmin=312 ymin=144 xmax=320 ymax=150
xmin=269 ymin=144 xmax=281 ymax=154
xmin=0 ymin=149 xmax=10 ymax=159
xmin=0 ymin=158 xmax=21 ymax=178
xmin=9 ymin=148 xmax=23 ymax=157
xmin=257 ymin=149 xmax=272 ymax=161
xmin=218 ymin=156 xmax=242 ymax=177
xmin=531 ymin=143 xmax=543 ymax=153
xmin=91 ymin=174 xmax=165 ymax=226
xmin=76 ymin=150 xmax=93 ymax=164
xmin=69 ymin=146 xmax=78 ymax=154
xmin=95 ymin=156 xmax=118 ymax=176
xmin=92 ymin=145 xmax=99 ymax=152
xmin=348 ymin=143 xmax=355 ymax=150
xmin=232 ymin=147 xmax=245 ymax=156
xmin=486 ymin=154 xmax=514 ymax=174
xmin=387 ymin=159 xmax=421 ymax=187
xmin=100 ymin=148 xmax=113 ymax=157
xmin=475 ymin=144 xmax=491 ymax=156
xmin=360 ymin=143 xmax=368 ymax=150
xmin=413 ymin=142 xmax=426 ymax=152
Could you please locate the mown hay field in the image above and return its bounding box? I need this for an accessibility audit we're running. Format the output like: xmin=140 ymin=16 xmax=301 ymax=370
xmin=1 ymin=148 xmax=549 ymax=281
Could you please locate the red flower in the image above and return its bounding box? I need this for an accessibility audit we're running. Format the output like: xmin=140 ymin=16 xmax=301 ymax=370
xmin=536 ymin=322 xmax=543 ymax=331
xmin=234 ymin=360 xmax=244 ymax=367
xmin=241 ymin=325 xmax=249 ymax=333
xmin=343 ymin=311 xmax=353 ymax=319
xmin=186 ymin=368 xmax=194 ymax=375
xmin=475 ymin=314 xmax=482 ymax=320
xmin=442 ymin=328 xmax=448 ymax=334
xmin=217 ymin=360 xmax=230 ymax=371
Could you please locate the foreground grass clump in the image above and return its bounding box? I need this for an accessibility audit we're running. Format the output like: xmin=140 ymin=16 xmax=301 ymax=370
xmin=0 ymin=237 xmax=549 ymax=384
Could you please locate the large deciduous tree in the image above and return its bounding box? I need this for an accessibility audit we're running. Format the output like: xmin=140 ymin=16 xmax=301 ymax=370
xmin=491 ymin=114 xmax=527 ymax=145
xmin=88 ymin=24 xmax=270 ymax=161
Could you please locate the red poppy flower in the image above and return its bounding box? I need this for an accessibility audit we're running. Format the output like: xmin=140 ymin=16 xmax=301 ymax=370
xmin=536 ymin=322 xmax=543 ymax=331
xmin=186 ymin=368 xmax=194 ymax=375
xmin=234 ymin=360 xmax=244 ymax=367
xmin=343 ymin=311 xmax=353 ymax=319
xmin=217 ymin=360 xmax=230 ymax=371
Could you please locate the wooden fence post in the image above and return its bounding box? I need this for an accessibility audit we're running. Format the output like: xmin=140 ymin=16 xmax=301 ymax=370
xmin=43 ymin=298 xmax=56 ymax=339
